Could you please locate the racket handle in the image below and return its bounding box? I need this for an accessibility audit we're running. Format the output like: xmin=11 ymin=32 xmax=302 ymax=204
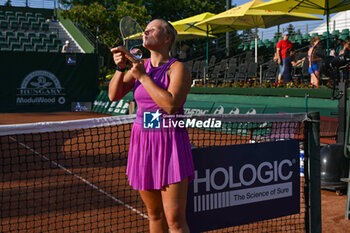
xmin=113 ymin=46 xmax=139 ymax=63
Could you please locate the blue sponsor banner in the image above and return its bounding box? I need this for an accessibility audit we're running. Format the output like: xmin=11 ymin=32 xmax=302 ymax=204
xmin=187 ymin=140 xmax=300 ymax=232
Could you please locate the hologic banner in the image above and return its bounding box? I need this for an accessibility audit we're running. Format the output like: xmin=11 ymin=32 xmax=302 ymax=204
xmin=187 ymin=140 xmax=300 ymax=232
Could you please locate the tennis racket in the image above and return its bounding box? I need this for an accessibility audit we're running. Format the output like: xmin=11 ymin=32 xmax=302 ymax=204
xmin=116 ymin=16 xmax=144 ymax=63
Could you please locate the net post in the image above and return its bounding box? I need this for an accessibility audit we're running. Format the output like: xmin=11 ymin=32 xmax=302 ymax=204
xmin=306 ymin=111 xmax=321 ymax=233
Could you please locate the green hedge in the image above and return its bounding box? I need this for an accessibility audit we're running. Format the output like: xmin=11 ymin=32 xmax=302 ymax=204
xmin=189 ymin=87 xmax=345 ymax=99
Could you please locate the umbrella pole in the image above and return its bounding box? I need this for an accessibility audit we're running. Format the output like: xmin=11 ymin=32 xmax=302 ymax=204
xmin=205 ymin=25 xmax=209 ymax=84
xmin=206 ymin=25 xmax=209 ymax=66
xmin=255 ymin=28 xmax=258 ymax=63
xmin=326 ymin=2 xmax=330 ymax=55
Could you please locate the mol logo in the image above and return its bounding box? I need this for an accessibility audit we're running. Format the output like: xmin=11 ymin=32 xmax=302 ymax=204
xmin=16 ymin=70 xmax=66 ymax=105
xmin=143 ymin=110 xmax=161 ymax=129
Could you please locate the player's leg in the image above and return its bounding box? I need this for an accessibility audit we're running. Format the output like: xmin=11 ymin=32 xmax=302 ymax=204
xmin=314 ymin=71 xmax=320 ymax=88
xmin=310 ymin=73 xmax=319 ymax=88
xmin=310 ymin=62 xmax=320 ymax=88
xmin=161 ymin=178 xmax=190 ymax=233
xmin=139 ymin=189 xmax=169 ymax=233
xmin=278 ymin=63 xmax=283 ymax=82
xmin=278 ymin=59 xmax=286 ymax=82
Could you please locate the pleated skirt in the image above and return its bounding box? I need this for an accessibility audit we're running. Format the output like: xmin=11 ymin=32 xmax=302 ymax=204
xmin=126 ymin=122 xmax=194 ymax=190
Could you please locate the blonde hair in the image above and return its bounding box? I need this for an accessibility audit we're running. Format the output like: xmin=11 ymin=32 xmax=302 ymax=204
xmin=154 ymin=19 xmax=177 ymax=51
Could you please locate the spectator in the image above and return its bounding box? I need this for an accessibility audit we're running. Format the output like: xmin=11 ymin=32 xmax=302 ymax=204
xmin=283 ymin=47 xmax=306 ymax=83
xmin=339 ymin=38 xmax=350 ymax=79
xmin=179 ymin=42 xmax=190 ymax=60
xmin=276 ymin=31 xmax=293 ymax=82
xmin=308 ymin=36 xmax=321 ymax=88
xmin=339 ymin=38 xmax=350 ymax=55
xmin=62 ymin=40 xmax=73 ymax=53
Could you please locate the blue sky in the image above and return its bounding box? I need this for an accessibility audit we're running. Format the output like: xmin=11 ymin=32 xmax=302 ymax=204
xmin=233 ymin=0 xmax=258 ymax=6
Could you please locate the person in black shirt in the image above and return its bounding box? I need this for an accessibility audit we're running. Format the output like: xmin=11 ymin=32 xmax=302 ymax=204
xmin=283 ymin=47 xmax=305 ymax=83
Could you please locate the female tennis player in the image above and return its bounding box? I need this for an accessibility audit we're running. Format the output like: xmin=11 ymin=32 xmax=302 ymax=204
xmin=308 ymin=36 xmax=321 ymax=88
xmin=109 ymin=19 xmax=193 ymax=233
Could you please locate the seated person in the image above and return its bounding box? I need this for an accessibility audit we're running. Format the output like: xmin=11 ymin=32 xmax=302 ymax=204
xmin=282 ymin=47 xmax=306 ymax=83
xmin=62 ymin=40 xmax=73 ymax=53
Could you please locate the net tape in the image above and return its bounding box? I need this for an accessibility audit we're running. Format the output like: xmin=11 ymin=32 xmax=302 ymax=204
xmin=0 ymin=113 xmax=308 ymax=136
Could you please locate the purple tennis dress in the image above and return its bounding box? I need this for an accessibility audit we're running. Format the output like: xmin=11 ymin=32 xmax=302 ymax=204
xmin=126 ymin=58 xmax=194 ymax=190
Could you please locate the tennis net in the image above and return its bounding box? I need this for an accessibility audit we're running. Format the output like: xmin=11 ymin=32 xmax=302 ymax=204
xmin=0 ymin=113 xmax=310 ymax=232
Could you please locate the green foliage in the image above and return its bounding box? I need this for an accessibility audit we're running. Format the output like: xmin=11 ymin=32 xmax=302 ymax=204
xmin=60 ymin=0 xmax=227 ymax=48
xmin=274 ymin=31 xmax=282 ymax=39
xmin=241 ymin=29 xmax=256 ymax=45
xmin=144 ymin=0 xmax=227 ymax=21
xmin=60 ymin=1 xmax=150 ymax=47
xmin=60 ymin=0 xmax=233 ymax=69
xmin=285 ymin=24 xmax=296 ymax=37
xmin=4 ymin=0 xmax=12 ymax=6
xmin=296 ymin=29 xmax=302 ymax=36
xmin=193 ymin=79 xmax=318 ymax=89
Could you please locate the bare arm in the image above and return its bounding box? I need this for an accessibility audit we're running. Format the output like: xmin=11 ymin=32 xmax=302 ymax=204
xmin=339 ymin=44 xmax=349 ymax=55
xmin=291 ymin=57 xmax=306 ymax=66
xmin=130 ymin=60 xmax=191 ymax=114
xmin=108 ymin=48 xmax=136 ymax=101
xmin=108 ymin=70 xmax=135 ymax=101
xmin=276 ymin=48 xmax=282 ymax=64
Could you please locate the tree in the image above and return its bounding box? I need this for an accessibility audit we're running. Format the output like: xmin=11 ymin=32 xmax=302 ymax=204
xmin=4 ymin=0 xmax=12 ymax=6
xmin=240 ymin=29 xmax=256 ymax=45
xmin=59 ymin=0 xmax=230 ymax=67
xmin=60 ymin=0 xmax=226 ymax=21
xmin=230 ymin=31 xmax=242 ymax=53
xmin=274 ymin=31 xmax=282 ymax=39
xmin=60 ymin=0 xmax=144 ymax=8
xmin=60 ymin=1 xmax=151 ymax=47
xmin=143 ymin=0 xmax=227 ymax=21
xmin=285 ymin=24 xmax=296 ymax=37
xmin=296 ymin=28 xmax=302 ymax=36
xmin=59 ymin=0 xmax=228 ymax=39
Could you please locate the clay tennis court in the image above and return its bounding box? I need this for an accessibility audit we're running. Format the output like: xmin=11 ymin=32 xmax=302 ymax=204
xmin=0 ymin=112 xmax=149 ymax=232
xmin=0 ymin=112 xmax=349 ymax=232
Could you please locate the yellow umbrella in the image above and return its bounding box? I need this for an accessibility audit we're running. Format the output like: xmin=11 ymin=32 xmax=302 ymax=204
xmin=125 ymin=31 xmax=215 ymax=41
xmin=175 ymin=31 xmax=216 ymax=41
xmin=252 ymin=0 xmax=350 ymax=15
xmin=171 ymin=12 xmax=216 ymax=33
xmin=171 ymin=12 xmax=238 ymax=65
xmin=197 ymin=0 xmax=322 ymax=62
xmin=252 ymin=0 xmax=350 ymax=52
xmin=171 ymin=12 xmax=236 ymax=35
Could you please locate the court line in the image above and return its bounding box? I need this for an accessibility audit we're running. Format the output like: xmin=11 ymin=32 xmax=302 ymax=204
xmin=9 ymin=136 xmax=149 ymax=220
